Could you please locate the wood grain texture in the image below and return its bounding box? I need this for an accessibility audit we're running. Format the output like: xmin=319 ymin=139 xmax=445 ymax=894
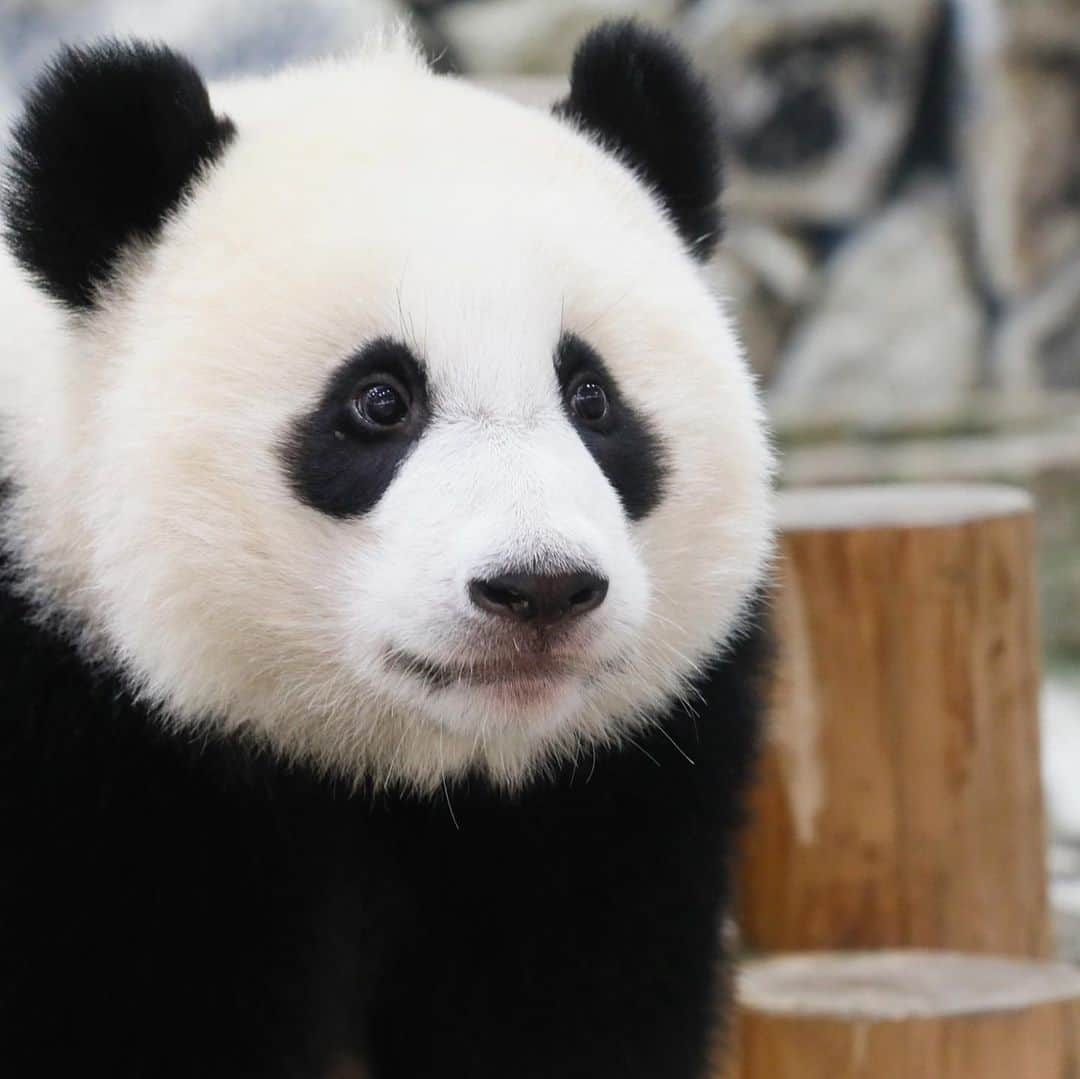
xmin=721 ymin=952 xmax=1080 ymax=1079
xmin=737 ymin=485 xmax=1051 ymax=956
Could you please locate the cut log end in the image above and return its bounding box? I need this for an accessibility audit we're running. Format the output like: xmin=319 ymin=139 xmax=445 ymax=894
xmin=722 ymin=952 xmax=1080 ymax=1079
xmin=738 ymin=951 xmax=1080 ymax=1020
xmin=778 ymin=483 xmax=1033 ymax=532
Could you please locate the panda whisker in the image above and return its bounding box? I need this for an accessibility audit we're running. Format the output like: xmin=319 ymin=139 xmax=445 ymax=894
xmin=653 ymin=721 xmax=697 ymax=766
xmin=586 ymin=746 xmax=598 ymax=783
xmin=441 ymin=773 xmax=460 ymax=832
xmin=575 ymin=285 xmax=633 ymax=337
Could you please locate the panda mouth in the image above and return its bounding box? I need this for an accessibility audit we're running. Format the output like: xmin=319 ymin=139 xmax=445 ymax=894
xmin=384 ymin=648 xmax=595 ymax=692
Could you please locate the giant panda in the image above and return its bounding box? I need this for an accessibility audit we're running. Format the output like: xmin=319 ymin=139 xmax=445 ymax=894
xmin=0 ymin=20 xmax=773 ymax=1079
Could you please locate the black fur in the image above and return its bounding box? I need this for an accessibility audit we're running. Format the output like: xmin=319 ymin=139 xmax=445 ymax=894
xmin=0 ymin=511 xmax=767 ymax=1078
xmin=282 ymin=339 xmax=430 ymax=519
xmin=556 ymin=332 xmax=669 ymax=521
xmin=554 ymin=20 xmax=725 ymax=260
xmin=2 ymin=40 xmax=235 ymax=310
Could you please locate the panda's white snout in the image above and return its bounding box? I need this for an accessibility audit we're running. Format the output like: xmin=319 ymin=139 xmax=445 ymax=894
xmin=365 ymin=414 xmax=651 ymax=711
xmin=467 ymin=568 xmax=608 ymax=627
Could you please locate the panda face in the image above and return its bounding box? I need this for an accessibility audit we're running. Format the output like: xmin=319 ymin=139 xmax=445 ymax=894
xmin=1 ymin=31 xmax=773 ymax=788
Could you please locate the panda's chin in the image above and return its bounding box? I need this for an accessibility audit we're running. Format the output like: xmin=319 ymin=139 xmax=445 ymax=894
xmin=425 ymin=678 xmax=587 ymax=745
xmin=458 ymin=669 xmax=579 ymax=702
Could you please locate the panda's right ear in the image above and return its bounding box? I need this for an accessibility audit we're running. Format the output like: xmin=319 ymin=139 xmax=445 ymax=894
xmin=2 ymin=39 xmax=235 ymax=311
xmin=554 ymin=21 xmax=723 ymax=262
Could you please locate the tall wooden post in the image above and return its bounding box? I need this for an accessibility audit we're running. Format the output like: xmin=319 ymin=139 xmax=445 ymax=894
xmin=718 ymin=484 xmax=1076 ymax=1078
xmin=738 ymin=484 xmax=1051 ymax=957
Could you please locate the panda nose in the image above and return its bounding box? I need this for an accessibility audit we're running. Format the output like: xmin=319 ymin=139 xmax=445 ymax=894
xmin=468 ymin=570 xmax=609 ymax=625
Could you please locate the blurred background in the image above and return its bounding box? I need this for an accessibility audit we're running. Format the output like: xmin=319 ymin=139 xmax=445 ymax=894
xmin=2 ymin=0 xmax=1078 ymax=955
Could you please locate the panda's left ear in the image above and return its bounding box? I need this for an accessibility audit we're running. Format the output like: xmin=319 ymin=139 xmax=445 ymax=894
xmin=3 ymin=39 xmax=235 ymax=311
xmin=554 ymin=20 xmax=723 ymax=261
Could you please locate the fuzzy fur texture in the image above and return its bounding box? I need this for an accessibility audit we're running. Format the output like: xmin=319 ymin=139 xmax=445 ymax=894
xmin=555 ymin=20 xmax=726 ymax=260
xmin=1 ymin=28 xmax=772 ymax=791
xmin=3 ymin=39 xmax=236 ymax=309
xmin=0 ymin=541 xmax=768 ymax=1077
xmin=0 ymin=23 xmax=773 ymax=1077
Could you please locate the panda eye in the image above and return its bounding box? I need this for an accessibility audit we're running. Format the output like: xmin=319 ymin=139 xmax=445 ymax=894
xmin=570 ymin=380 xmax=609 ymax=424
xmin=353 ymin=378 xmax=411 ymax=430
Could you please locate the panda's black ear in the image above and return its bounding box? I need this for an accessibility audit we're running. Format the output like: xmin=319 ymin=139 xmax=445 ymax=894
xmin=3 ymin=39 xmax=235 ymax=311
xmin=554 ymin=20 xmax=723 ymax=261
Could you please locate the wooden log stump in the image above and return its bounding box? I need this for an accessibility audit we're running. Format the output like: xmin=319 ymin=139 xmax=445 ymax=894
xmin=738 ymin=484 xmax=1051 ymax=956
xmin=722 ymin=951 xmax=1080 ymax=1079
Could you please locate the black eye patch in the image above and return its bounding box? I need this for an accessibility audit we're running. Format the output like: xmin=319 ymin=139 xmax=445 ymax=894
xmin=281 ymin=338 xmax=429 ymax=519
xmin=555 ymin=333 xmax=669 ymax=521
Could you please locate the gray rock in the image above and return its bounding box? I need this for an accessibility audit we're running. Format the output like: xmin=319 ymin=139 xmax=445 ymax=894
xmin=1043 ymin=672 xmax=1080 ymax=843
xmin=704 ymin=219 xmax=817 ymax=384
xmin=768 ymin=183 xmax=982 ymax=434
xmin=474 ymin=74 xmax=567 ymax=110
xmin=430 ymin=0 xmax=680 ymax=75
xmin=682 ymin=0 xmax=937 ymax=223
xmin=995 ymin=256 xmax=1080 ymax=401
xmin=1 ymin=0 xmax=408 ymax=119
xmin=98 ymin=0 xmax=407 ymax=77
xmin=1054 ymin=901 xmax=1080 ymax=965
xmin=964 ymin=0 xmax=1080 ymax=53
xmin=1031 ymin=464 xmax=1080 ymax=660
xmin=779 ymin=413 xmax=1080 ymax=658
xmin=955 ymin=0 xmax=1080 ymax=296
xmin=1045 ymin=669 xmax=1080 ymax=961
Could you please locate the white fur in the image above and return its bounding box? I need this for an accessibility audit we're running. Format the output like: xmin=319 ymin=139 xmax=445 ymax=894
xmin=0 ymin=34 xmax=774 ymax=790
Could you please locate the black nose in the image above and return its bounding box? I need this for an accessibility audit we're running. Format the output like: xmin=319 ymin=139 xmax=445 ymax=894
xmin=468 ymin=570 xmax=609 ymax=625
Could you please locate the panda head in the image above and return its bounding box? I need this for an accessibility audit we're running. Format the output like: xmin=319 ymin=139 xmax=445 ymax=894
xmin=2 ymin=23 xmax=773 ymax=789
